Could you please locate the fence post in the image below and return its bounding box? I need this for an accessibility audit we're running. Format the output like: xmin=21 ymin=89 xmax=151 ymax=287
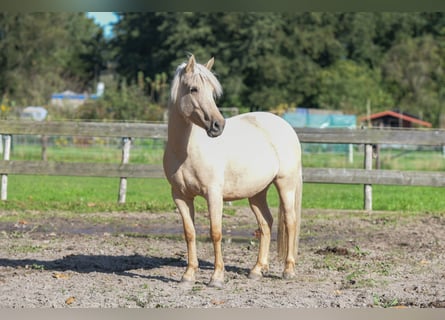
xmin=41 ymin=135 xmax=48 ymax=161
xmin=348 ymin=143 xmax=354 ymax=164
xmin=118 ymin=137 xmax=132 ymax=204
xmin=364 ymin=143 xmax=373 ymax=211
xmin=1 ymin=134 xmax=12 ymax=201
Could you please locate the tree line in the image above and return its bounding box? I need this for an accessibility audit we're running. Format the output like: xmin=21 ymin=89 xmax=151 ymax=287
xmin=0 ymin=12 xmax=444 ymax=126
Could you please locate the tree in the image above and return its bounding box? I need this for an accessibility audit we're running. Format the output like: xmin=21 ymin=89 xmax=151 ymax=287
xmin=315 ymin=60 xmax=394 ymax=114
xmin=109 ymin=12 xmax=445 ymax=125
xmin=111 ymin=13 xmax=174 ymax=86
xmin=336 ymin=12 xmax=381 ymax=68
xmin=0 ymin=13 xmax=106 ymax=107
xmin=382 ymin=35 xmax=444 ymax=126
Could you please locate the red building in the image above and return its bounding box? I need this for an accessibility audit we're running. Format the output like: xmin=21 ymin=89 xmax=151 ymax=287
xmin=359 ymin=110 xmax=432 ymax=128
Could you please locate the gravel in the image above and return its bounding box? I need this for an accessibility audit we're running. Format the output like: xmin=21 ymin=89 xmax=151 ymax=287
xmin=0 ymin=208 xmax=444 ymax=308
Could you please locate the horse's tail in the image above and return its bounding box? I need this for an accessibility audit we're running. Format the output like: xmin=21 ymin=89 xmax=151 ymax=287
xmin=277 ymin=175 xmax=302 ymax=262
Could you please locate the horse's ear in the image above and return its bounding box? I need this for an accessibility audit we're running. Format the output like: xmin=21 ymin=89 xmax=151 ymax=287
xmin=204 ymin=57 xmax=214 ymax=71
xmin=185 ymin=55 xmax=195 ymax=73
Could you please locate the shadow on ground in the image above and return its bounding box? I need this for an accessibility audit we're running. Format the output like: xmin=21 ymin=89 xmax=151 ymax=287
xmin=0 ymin=254 xmax=250 ymax=283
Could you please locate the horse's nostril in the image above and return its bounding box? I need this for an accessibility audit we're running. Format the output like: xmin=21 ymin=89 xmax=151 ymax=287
xmin=208 ymin=119 xmax=225 ymax=137
xmin=215 ymin=120 xmax=226 ymax=132
xmin=212 ymin=121 xmax=220 ymax=130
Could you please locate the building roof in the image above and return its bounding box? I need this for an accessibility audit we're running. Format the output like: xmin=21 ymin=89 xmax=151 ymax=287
xmin=359 ymin=110 xmax=432 ymax=128
xmin=51 ymin=90 xmax=86 ymax=100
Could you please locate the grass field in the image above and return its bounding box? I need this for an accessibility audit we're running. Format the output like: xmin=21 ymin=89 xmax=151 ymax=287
xmin=8 ymin=139 xmax=445 ymax=170
xmin=1 ymin=140 xmax=444 ymax=214
xmin=1 ymin=175 xmax=444 ymax=214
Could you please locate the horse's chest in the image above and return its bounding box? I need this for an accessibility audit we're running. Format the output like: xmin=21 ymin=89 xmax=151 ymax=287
xmin=175 ymin=171 xmax=203 ymax=196
xmin=164 ymin=157 xmax=209 ymax=197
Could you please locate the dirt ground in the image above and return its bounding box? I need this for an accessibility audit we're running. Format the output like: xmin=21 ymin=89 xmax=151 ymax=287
xmin=0 ymin=207 xmax=444 ymax=308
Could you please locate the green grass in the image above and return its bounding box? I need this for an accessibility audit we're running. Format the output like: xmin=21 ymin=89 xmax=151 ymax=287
xmin=302 ymin=148 xmax=445 ymax=171
xmin=10 ymin=139 xmax=165 ymax=164
xmin=1 ymin=176 xmax=176 ymax=213
xmin=1 ymin=175 xmax=443 ymax=213
xmin=9 ymin=141 xmax=445 ymax=170
xmin=2 ymin=142 xmax=444 ymax=214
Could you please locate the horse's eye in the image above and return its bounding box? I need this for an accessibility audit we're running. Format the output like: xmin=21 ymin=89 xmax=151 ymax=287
xmin=190 ymin=87 xmax=198 ymax=94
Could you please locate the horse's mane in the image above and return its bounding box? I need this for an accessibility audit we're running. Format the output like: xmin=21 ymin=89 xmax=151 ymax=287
xmin=170 ymin=61 xmax=223 ymax=104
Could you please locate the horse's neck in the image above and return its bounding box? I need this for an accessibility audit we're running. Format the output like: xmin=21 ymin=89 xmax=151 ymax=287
xmin=166 ymin=107 xmax=193 ymax=155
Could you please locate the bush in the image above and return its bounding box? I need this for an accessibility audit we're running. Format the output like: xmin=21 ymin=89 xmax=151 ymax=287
xmin=76 ymin=73 xmax=165 ymax=122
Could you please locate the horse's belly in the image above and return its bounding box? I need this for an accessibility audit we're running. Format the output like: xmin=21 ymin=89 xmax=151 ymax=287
xmin=222 ymin=154 xmax=278 ymax=201
xmin=222 ymin=178 xmax=273 ymax=201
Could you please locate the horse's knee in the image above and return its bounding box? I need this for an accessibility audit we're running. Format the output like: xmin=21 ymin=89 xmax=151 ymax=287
xmin=184 ymin=230 xmax=195 ymax=242
xmin=210 ymin=230 xmax=222 ymax=242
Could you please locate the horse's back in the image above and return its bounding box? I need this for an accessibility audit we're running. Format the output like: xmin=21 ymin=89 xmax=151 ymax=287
xmin=245 ymin=112 xmax=301 ymax=171
xmin=227 ymin=112 xmax=301 ymax=166
xmin=236 ymin=112 xmax=298 ymax=140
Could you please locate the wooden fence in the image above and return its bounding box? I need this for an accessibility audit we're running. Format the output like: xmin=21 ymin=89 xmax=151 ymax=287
xmin=1 ymin=120 xmax=445 ymax=210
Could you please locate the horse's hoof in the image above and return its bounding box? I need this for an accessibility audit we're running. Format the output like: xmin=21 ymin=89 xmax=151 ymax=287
xmin=208 ymin=279 xmax=224 ymax=289
xmin=179 ymin=278 xmax=195 ymax=288
xmin=282 ymin=271 xmax=296 ymax=280
xmin=248 ymin=271 xmax=262 ymax=281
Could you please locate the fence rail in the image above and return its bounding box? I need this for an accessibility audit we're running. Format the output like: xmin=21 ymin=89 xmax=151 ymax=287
xmin=1 ymin=120 xmax=445 ymax=145
xmin=1 ymin=120 xmax=444 ymax=210
xmin=0 ymin=162 xmax=443 ymax=187
xmin=0 ymin=120 xmax=167 ymax=138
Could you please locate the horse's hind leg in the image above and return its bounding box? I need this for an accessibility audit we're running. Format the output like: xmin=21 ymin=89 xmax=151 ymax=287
xmin=274 ymin=175 xmax=302 ymax=279
xmin=248 ymin=189 xmax=273 ymax=280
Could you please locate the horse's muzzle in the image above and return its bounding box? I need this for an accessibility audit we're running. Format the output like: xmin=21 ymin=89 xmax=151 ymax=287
xmin=207 ymin=119 xmax=225 ymax=137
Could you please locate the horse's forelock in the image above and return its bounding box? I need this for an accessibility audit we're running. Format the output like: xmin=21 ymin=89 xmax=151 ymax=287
xmin=170 ymin=61 xmax=222 ymax=104
xmin=194 ymin=64 xmax=223 ymax=98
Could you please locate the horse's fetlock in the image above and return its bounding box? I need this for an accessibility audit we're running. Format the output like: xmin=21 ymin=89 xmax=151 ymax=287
xmin=282 ymin=270 xmax=296 ymax=280
xmin=248 ymin=270 xmax=263 ymax=280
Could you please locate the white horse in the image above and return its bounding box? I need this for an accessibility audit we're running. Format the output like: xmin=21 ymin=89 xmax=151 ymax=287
xmin=163 ymin=55 xmax=302 ymax=288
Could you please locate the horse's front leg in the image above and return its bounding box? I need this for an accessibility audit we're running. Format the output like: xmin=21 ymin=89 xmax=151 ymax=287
xmin=207 ymin=193 xmax=225 ymax=288
xmin=173 ymin=192 xmax=198 ymax=285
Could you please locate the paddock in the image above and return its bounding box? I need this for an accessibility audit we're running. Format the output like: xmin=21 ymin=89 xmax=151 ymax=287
xmin=0 ymin=121 xmax=444 ymax=307
xmin=0 ymin=207 xmax=444 ymax=307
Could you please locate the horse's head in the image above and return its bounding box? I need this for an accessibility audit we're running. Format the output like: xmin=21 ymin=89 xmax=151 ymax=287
xmin=171 ymin=55 xmax=225 ymax=138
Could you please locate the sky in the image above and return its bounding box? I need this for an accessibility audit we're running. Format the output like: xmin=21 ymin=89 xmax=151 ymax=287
xmin=87 ymin=12 xmax=119 ymax=38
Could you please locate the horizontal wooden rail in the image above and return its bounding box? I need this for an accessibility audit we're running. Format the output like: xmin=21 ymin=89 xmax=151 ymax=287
xmin=295 ymin=127 xmax=445 ymax=146
xmin=303 ymin=168 xmax=445 ymax=187
xmin=0 ymin=120 xmax=167 ymax=139
xmin=1 ymin=161 xmax=443 ymax=187
xmin=0 ymin=161 xmax=165 ymax=178
xmin=2 ymin=120 xmax=445 ymax=145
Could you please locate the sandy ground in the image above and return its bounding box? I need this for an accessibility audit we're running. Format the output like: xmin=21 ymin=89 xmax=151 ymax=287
xmin=0 ymin=208 xmax=444 ymax=308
